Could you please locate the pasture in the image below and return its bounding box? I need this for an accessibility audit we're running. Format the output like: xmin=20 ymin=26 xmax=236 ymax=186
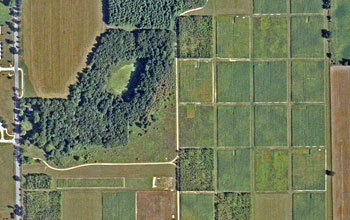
xmin=291 ymin=61 xmax=325 ymax=102
xmin=56 ymin=178 xmax=124 ymax=188
xmin=136 ymin=192 xmax=176 ymax=220
xmin=216 ymin=16 xmax=249 ymax=58
xmin=102 ymin=192 xmax=136 ymax=220
xmin=22 ymin=0 xmax=105 ymax=98
xmin=293 ymin=193 xmax=325 ymax=220
xmin=255 ymin=193 xmax=290 ymax=220
xmin=0 ymin=144 xmax=15 ymax=209
xmin=180 ymin=194 xmax=214 ymax=220
xmin=217 ymin=62 xmax=250 ymax=102
xmin=253 ymin=0 xmax=287 ymax=13
xmin=217 ymin=106 xmax=250 ymax=146
xmin=291 ymin=0 xmax=323 ymax=13
xmin=253 ymin=61 xmax=288 ymax=102
xmin=217 ymin=149 xmax=251 ymax=191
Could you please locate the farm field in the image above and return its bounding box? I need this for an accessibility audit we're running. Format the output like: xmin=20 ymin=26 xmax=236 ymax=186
xmin=180 ymin=194 xmax=214 ymax=220
xmin=293 ymin=193 xmax=326 ymax=220
xmin=291 ymin=0 xmax=323 ymax=13
xmin=183 ymin=0 xmax=252 ymax=15
xmin=22 ymin=0 xmax=105 ymax=98
xmin=102 ymin=192 xmax=136 ymax=220
xmin=24 ymin=191 xmax=61 ymax=220
xmin=0 ymin=144 xmax=15 ymax=210
xmin=0 ymin=75 xmax=14 ymax=132
xmin=215 ymin=193 xmax=251 ymax=220
xmin=56 ymin=178 xmax=124 ymax=188
xmin=255 ymin=193 xmax=290 ymax=220
xmin=253 ymin=0 xmax=287 ymax=13
xmin=137 ymin=192 xmax=176 ymax=220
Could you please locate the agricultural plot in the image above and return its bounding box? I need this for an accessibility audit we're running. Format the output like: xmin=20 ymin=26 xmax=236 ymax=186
xmin=291 ymin=61 xmax=325 ymax=102
xmin=216 ymin=16 xmax=249 ymax=58
xmin=0 ymin=144 xmax=15 ymax=209
xmin=332 ymin=0 xmax=350 ymax=61
xmin=102 ymin=192 xmax=136 ymax=220
xmin=253 ymin=62 xmax=288 ymax=102
xmin=217 ymin=106 xmax=250 ymax=146
xmin=292 ymin=104 xmax=325 ymax=146
xmin=292 ymin=149 xmax=325 ymax=190
xmin=125 ymin=178 xmax=153 ymax=189
xmin=291 ymin=16 xmax=324 ymax=58
xmin=179 ymin=105 xmax=214 ymax=147
xmin=255 ymin=193 xmax=290 ymax=220
xmin=183 ymin=0 xmax=252 ymax=16
xmin=291 ymin=0 xmax=323 ymax=13
xmin=56 ymin=178 xmax=124 ymax=188
xmin=253 ymin=16 xmax=288 ymax=58
xmin=217 ymin=149 xmax=251 ymax=191
xmin=253 ymin=0 xmax=287 ymax=13
xmin=217 ymin=62 xmax=250 ymax=102
xmin=293 ymin=193 xmax=326 ymax=220
xmin=180 ymin=194 xmax=214 ymax=220
xmin=0 ymin=75 xmax=14 ymax=132
xmin=179 ymin=61 xmax=212 ymax=102
xmin=24 ymin=191 xmax=61 ymax=220
xmin=136 ymin=192 xmax=176 ymax=220
xmin=215 ymin=193 xmax=251 ymax=220
xmin=255 ymin=105 xmax=288 ymax=146
xmin=255 ymin=149 xmax=289 ymax=191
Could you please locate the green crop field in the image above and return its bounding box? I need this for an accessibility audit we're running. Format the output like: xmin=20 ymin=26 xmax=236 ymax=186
xmin=217 ymin=149 xmax=251 ymax=191
xmin=179 ymin=61 xmax=212 ymax=102
xmin=255 ymin=105 xmax=288 ymax=146
xmin=293 ymin=193 xmax=325 ymax=220
xmin=332 ymin=0 xmax=350 ymax=61
xmin=217 ymin=62 xmax=250 ymax=102
xmin=253 ymin=0 xmax=287 ymax=13
xmin=216 ymin=16 xmax=249 ymax=58
xmin=215 ymin=193 xmax=251 ymax=220
xmin=125 ymin=178 xmax=153 ymax=189
xmin=253 ymin=62 xmax=288 ymax=102
xmin=102 ymin=192 xmax=136 ymax=220
xmin=292 ymin=104 xmax=325 ymax=146
xmin=291 ymin=16 xmax=324 ymax=58
xmin=217 ymin=106 xmax=250 ymax=146
xmin=255 ymin=193 xmax=290 ymax=220
xmin=255 ymin=150 xmax=289 ymax=191
xmin=291 ymin=0 xmax=323 ymax=13
xmin=253 ymin=17 xmax=288 ymax=58
xmin=56 ymin=178 xmax=124 ymax=188
xmin=291 ymin=61 xmax=325 ymax=102
xmin=0 ymin=144 xmax=15 ymax=209
xmin=292 ymin=149 xmax=325 ymax=190
xmin=179 ymin=105 xmax=214 ymax=147
xmin=180 ymin=194 xmax=214 ymax=220
xmin=24 ymin=191 xmax=61 ymax=220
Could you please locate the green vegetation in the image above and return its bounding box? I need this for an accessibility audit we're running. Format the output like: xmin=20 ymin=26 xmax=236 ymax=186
xmin=217 ymin=150 xmax=251 ymax=191
xmin=56 ymin=178 xmax=124 ymax=188
xmin=253 ymin=62 xmax=288 ymax=102
xmin=24 ymin=191 xmax=61 ymax=220
xmin=253 ymin=0 xmax=287 ymax=13
xmin=23 ymin=173 xmax=51 ymax=189
xmin=180 ymin=194 xmax=214 ymax=220
xmin=291 ymin=16 xmax=324 ymax=58
xmin=179 ymin=61 xmax=212 ymax=102
xmin=0 ymin=144 xmax=15 ymax=209
xmin=292 ymin=104 xmax=325 ymax=146
xmin=255 ymin=105 xmax=288 ymax=146
xmin=176 ymin=16 xmax=213 ymax=58
xmin=215 ymin=193 xmax=251 ymax=220
xmin=217 ymin=62 xmax=250 ymax=102
xmin=292 ymin=149 xmax=325 ymax=190
xmin=0 ymin=1 xmax=11 ymax=25
xmin=293 ymin=193 xmax=325 ymax=220
xmin=291 ymin=61 xmax=324 ymax=102
xmin=179 ymin=149 xmax=214 ymax=191
xmin=185 ymin=0 xmax=252 ymax=15
xmin=102 ymin=192 xmax=136 ymax=220
xmin=291 ymin=0 xmax=322 ymax=13
xmin=255 ymin=150 xmax=289 ymax=191
xmin=216 ymin=16 xmax=249 ymax=58
xmin=108 ymin=63 xmax=135 ymax=95
xmin=332 ymin=0 xmax=350 ymax=61
xmin=125 ymin=178 xmax=153 ymax=189
xmin=253 ymin=17 xmax=288 ymax=58
xmin=179 ymin=105 xmax=214 ymax=147
xmin=217 ymin=106 xmax=250 ymax=146
xmin=255 ymin=193 xmax=290 ymax=220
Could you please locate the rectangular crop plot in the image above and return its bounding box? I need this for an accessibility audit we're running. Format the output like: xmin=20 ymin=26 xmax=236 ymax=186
xmin=292 ymin=61 xmax=325 ymax=102
xmin=291 ymin=16 xmax=324 ymax=58
xmin=253 ymin=17 xmax=288 ymax=58
xmin=293 ymin=193 xmax=325 ymax=220
xmin=217 ymin=106 xmax=250 ymax=146
xmin=292 ymin=149 xmax=325 ymax=190
xmin=291 ymin=0 xmax=323 ymax=13
xmin=217 ymin=62 xmax=250 ymax=102
xmin=217 ymin=149 xmax=251 ymax=191
xmin=180 ymin=194 xmax=214 ymax=220
xmin=137 ymin=192 xmax=176 ymax=220
xmin=179 ymin=61 xmax=212 ymax=102
xmin=255 ymin=149 xmax=289 ymax=191
xmin=216 ymin=193 xmax=251 ymax=220
xmin=125 ymin=178 xmax=153 ymax=189
xmin=292 ymin=104 xmax=325 ymax=146
xmin=255 ymin=193 xmax=290 ymax=220
xmin=216 ymin=16 xmax=249 ymax=58
xmin=253 ymin=62 xmax=288 ymax=102
xmin=56 ymin=178 xmax=124 ymax=188
xmin=102 ymin=192 xmax=136 ymax=220
xmin=179 ymin=105 xmax=214 ymax=147
xmin=255 ymin=105 xmax=288 ymax=146
xmin=253 ymin=0 xmax=287 ymax=13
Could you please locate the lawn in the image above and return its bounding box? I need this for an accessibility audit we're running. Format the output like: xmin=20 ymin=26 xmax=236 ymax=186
xmin=293 ymin=193 xmax=325 ymax=220
xmin=217 ymin=62 xmax=250 ymax=102
xmin=56 ymin=178 xmax=124 ymax=188
xmin=24 ymin=191 xmax=61 ymax=220
xmin=291 ymin=0 xmax=323 ymax=13
xmin=216 ymin=16 xmax=250 ymax=58
xmin=179 ymin=105 xmax=214 ymax=147
xmin=180 ymin=194 xmax=214 ymax=220
xmin=0 ymin=75 xmax=14 ymax=132
xmin=332 ymin=0 xmax=350 ymax=61
xmin=291 ymin=61 xmax=325 ymax=102
xmin=0 ymin=2 xmax=11 ymax=25
xmin=102 ymin=192 xmax=136 ymax=220
xmin=137 ymin=192 xmax=176 ymax=220
xmin=215 ymin=193 xmax=251 ymax=220
xmin=253 ymin=61 xmax=288 ymax=102
xmin=179 ymin=61 xmax=212 ymax=102
xmin=108 ymin=62 xmax=135 ymax=95
xmin=291 ymin=16 xmax=324 ymax=58
xmin=217 ymin=106 xmax=250 ymax=146
xmin=0 ymin=144 xmax=15 ymax=209
xmin=255 ymin=193 xmax=290 ymax=220
xmin=253 ymin=16 xmax=288 ymax=58
xmin=255 ymin=149 xmax=289 ymax=191
xmin=217 ymin=149 xmax=251 ymax=191
xmin=292 ymin=149 xmax=325 ymax=190
xmin=255 ymin=105 xmax=288 ymax=146
xmin=253 ymin=0 xmax=287 ymax=13
xmin=292 ymin=104 xmax=325 ymax=146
